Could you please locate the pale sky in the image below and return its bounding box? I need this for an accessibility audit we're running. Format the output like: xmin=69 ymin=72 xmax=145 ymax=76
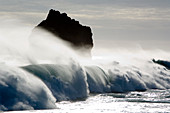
xmin=0 ymin=0 xmax=170 ymax=51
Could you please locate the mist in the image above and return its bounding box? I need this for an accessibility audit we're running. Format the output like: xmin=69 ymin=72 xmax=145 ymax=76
xmin=0 ymin=18 xmax=84 ymax=66
xmin=0 ymin=17 xmax=170 ymax=68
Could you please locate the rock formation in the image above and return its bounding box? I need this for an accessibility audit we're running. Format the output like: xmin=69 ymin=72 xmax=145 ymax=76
xmin=152 ymin=59 xmax=170 ymax=70
xmin=31 ymin=9 xmax=93 ymax=56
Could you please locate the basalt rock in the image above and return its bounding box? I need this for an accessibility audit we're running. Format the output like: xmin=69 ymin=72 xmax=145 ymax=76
xmin=31 ymin=9 xmax=93 ymax=56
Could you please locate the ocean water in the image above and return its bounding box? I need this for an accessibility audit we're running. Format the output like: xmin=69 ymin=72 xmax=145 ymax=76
xmin=55 ymin=90 xmax=170 ymax=113
xmin=0 ymin=21 xmax=170 ymax=112
xmin=6 ymin=90 xmax=170 ymax=113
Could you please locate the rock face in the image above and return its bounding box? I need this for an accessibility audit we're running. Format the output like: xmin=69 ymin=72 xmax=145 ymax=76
xmin=152 ymin=59 xmax=170 ymax=70
xmin=33 ymin=9 xmax=93 ymax=56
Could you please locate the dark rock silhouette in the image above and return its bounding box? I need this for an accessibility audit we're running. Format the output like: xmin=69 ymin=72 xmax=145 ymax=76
xmin=152 ymin=59 xmax=170 ymax=70
xmin=31 ymin=9 xmax=93 ymax=56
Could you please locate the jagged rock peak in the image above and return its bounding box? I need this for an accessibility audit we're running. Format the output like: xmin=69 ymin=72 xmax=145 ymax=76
xmin=35 ymin=9 xmax=93 ymax=56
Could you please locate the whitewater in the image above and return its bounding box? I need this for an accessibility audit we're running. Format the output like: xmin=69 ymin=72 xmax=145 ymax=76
xmin=0 ymin=20 xmax=170 ymax=112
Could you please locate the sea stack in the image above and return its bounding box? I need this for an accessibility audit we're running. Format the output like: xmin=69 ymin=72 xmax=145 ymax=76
xmin=31 ymin=9 xmax=93 ymax=57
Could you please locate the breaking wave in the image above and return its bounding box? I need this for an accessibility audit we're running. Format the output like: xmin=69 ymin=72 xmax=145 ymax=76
xmin=1 ymin=58 xmax=170 ymax=111
xmin=22 ymin=58 xmax=170 ymax=97
xmin=0 ymin=64 xmax=56 ymax=111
